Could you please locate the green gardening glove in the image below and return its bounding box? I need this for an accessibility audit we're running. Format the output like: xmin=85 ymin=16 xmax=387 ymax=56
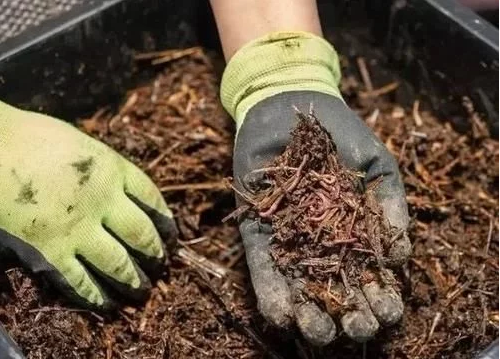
xmin=0 ymin=101 xmax=178 ymax=310
xmin=221 ymin=32 xmax=411 ymax=346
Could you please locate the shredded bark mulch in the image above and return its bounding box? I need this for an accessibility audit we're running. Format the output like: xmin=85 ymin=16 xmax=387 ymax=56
xmin=236 ymin=110 xmax=398 ymax=314
xmin=0 ymin=48 xmax=497 ymax=359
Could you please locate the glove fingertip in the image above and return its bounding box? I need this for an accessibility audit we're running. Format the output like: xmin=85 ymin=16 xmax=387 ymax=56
xmin=127 ymin=194 xmax=179 ymax=253
xmin=240 ymin=220 xmax=294 ymax=328
xmin=379 ymin=196 xmax=412 ymax=266
xmin=295 ymin=301 xmax=336 ymax=347
xmin=257 ymin=284 xmax=294 ymax=329
xmin=386 ymin=232 xmax=412 ymax=267
xmin=42 ymin=265 xmax=116 ymax=312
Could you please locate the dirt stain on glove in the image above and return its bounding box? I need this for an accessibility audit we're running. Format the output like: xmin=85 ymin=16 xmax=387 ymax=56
xmin=71 ymin=157 xmax=94 ymax=185
xmin=16 ymin=182 xmax=38 ymax=205
xmin=21 ymin=218 xmax=47 ymax=238
xmin=11 ymin=169 xmax=38 ymax=205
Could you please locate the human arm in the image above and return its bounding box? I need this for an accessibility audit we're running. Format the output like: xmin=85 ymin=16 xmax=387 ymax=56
xmin=211 ymin=0 xmax=411 ymax=346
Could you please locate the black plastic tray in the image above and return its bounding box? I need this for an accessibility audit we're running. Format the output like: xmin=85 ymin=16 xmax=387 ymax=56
xmin=0 ymin=0 xmax=497 ymax=130
xmin=0 ymin=0 xmax=497 ymax=357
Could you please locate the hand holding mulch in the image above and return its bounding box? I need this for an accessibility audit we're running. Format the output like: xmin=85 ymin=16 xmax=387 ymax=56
xmin=228 ymin=105 xmax=411 ymax=345
xmin=250 ymin=108 xmax=398 ymax=280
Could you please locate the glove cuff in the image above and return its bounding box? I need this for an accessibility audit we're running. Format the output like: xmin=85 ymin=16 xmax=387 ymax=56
xmin=220 ymin=31 xmax=343 ymax=129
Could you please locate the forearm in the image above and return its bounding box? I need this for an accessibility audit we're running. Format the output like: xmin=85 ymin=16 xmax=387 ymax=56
xmin=210 ymin=0 xmax=322 ymax=60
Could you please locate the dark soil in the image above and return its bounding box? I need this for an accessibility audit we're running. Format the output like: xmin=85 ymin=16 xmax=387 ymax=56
xmin=0 ymin=48 xmax=498 ymax=359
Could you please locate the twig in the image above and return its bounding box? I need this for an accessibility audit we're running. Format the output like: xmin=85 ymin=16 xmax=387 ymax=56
xmin=470 ymin=288 xmax=496 ymax=297
xmin=398 ymin=137 xmax=411 ymax=163
xmin=357 ymin=57 xmax=374 ymax=92
xmin=428 ymin=312 xmax=442 ymax=340
xmin=298 ymin=258 xmax=339 ymax=267
xmin=156 ymin=279 xmax=169 ymax=297
xmin=445 ymin=264 xmax=486 ymax=305
xmin=351 ymin=248 xmax=375 ymax=254
xmin=480 ymin=290 xmax=487 ymax=337
xmin=134 ymin=47 xmax=201 ymax=64
xmin=366 ymin=108 xmax=380 ymax=127
xmin=415 ymin=312 xmax=442 ymax=358
xmin=308 ymin=102 xmax=314 ymax=116
xmin=222 ymin=204 xmax=250 ymax=223
xmin=250 ymin=166 xmax=298 ymax=174
xmin=336 ymin=244 xmax=347 ymax=275
xmin=412 ymin=100 xmax=423 ymax=127
xmin=178 ymin=236 xmax=209 ymax=246
xmin=259 ymin=154 xmax=308 ymax=217
xmin=226 ymin=247 xmax=246 ymax=269
xmin=340 ymin=268 xmax=351 ymax=293
xmin=29 ymin=307 xmax=103 ymax=321
xmin=230 ymin=180 xmax=258 ymax=205
xmin=388 ymin=229 xmax=405 ymax=248
xmin=325 ymin=238 xmax=358 ymax=246
xmin=178 ymin=335 xmax=210 ymax=356
xmin=175 ymin=247 xmax=228 ymax=279
xmin=410 ymin=131 xmax=428 ymax=138
xmin=327 ymin=291 xmax=344 ymax=306
xmin=359 ymin=82 xmax=399 ymax=99
xmin=435 ymin=158 xmax=460 ymax=178
xmin=118 ymin=92 xmax=138 ymax=116
xmin=485 ymin=216 xmax=493 ymax=255
xmin=366 ymin=176 xmax=384 ymax=192
xmin=147 ymin=142 xmax=180 ymax=170
xmin=160 ymin=181 xmax=227 ymax=192
xmin=348 ymin=208 xmax=358 ymax=237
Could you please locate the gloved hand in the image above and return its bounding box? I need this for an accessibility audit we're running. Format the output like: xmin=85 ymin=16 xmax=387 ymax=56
xmin=0 ymin=101 xmax=178 ymax=310
xmin=221 ymin=32 xmax=411 ymax=345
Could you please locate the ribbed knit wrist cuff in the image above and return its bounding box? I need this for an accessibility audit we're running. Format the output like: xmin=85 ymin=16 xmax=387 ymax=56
xmin=220 ymin=31 xmax=343 ymax=129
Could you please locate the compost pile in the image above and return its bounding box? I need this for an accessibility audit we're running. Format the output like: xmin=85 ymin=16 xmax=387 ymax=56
xmin=0 ymin=48 xmax=498 ymax=359
xmin=240 ymin=110 xmax=398 ymax=312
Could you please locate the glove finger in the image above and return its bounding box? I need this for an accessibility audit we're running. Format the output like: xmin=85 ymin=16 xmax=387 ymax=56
xmin=47 ymin=255 xmax=116 ymax=310
xmin=123 ymin=161 xmax=178 ymax=251
xmin=362 ymin=274 xmax=404 ymax=327
xmin=240 ymin=218 xmax=294 ymax=328
xmin=340 ymin=287 xmax=380 ymax=342
xmin=379 ymin=196 xmax=412 ymax=267
xmin=290 ymin=280 xmax=336 ymax=347
xmin=76 ymin=227 xmax=151 ymax=302
xmin=362 ymin=142 xmax=410 ymax=266
xmin=0 ymin=227 xmax=115 ymax=310
xmin=103 ymin=193 xmax=165 ymax=272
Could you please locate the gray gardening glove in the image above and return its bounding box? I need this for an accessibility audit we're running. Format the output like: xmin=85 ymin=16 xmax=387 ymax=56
xmin=0 ymin=324 xmax=24 ymax=359
xmin=221 ymin=31 xmax=411 ymax=346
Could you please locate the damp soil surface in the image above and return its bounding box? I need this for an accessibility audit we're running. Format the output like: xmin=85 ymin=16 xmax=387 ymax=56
xmin=0 ymin=48 xmax=498 ymax=359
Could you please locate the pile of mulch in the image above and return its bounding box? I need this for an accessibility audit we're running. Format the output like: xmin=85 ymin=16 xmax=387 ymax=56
xmin=238 ymin=109 xmax=398 ymax=313
xmin=0 ymin=48 xmax=497 ymax=359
